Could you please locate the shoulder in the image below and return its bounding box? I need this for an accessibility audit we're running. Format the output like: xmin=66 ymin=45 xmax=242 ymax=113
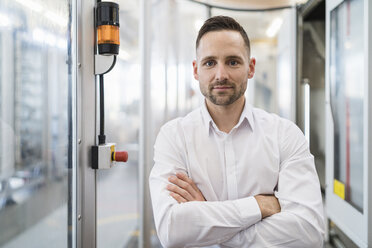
xmin=251 ymin=107 xmax=283 ymax=131
xmin=157 ymin=107 xmax=202 ymax=144
xmin=154 ymin=108 xmax=202 ymax=157
xmin=251 ymin=107 xmax=305 ymax=149
xmin=159 ymin=107 xmax=202 ymax=134
xmin=252 ymin=107 xmax=280 ymax=123
xmin=252 ymin=107 xmax=300 ymax=132
xmin=252 ymin=108 xmax=308 ymax=163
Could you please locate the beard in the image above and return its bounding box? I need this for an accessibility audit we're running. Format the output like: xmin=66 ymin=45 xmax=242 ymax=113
xmin=200 ymin=79 xmax=247 ymax=106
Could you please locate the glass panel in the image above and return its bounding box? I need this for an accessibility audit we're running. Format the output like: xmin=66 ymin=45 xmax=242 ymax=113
xmin=330 ymin=0 xmax=364 ymax=212
xmin=96 ymin=1 xmax=140 ymax=247
xmin=151 ymin=0 xmax=207 ymax=128
xmin=0 ymin=0 xmax=74 ymax=247
xmin=147 ymin=0 xmax=207 ymax=246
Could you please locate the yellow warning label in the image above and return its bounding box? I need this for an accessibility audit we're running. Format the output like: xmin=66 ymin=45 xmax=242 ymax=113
xmin=110 ymin=145 xmax=115 ymax=161
xmin=334 ymin=179 xmax=345 ymax=200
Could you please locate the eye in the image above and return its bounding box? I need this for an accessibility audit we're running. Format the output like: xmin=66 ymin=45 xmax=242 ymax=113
xmin=204 ymin=60 xmax=216 ymax=67
xmin=229 ymin=60 xmax=239 ymax=66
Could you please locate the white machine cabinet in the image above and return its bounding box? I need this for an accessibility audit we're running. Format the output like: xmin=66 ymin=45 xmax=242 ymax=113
xmin=325 ymin=0 xmax=372 ymax=246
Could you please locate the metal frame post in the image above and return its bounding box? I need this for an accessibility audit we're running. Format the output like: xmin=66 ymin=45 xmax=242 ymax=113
xmin=76 ymin=0 xmax=97 ymax=247
xmin=139 ymin=0 xmax=152 ymax=247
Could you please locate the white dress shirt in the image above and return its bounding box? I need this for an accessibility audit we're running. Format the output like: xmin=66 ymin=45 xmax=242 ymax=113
xmin=149 ymin=100 xmax=325 ymax=248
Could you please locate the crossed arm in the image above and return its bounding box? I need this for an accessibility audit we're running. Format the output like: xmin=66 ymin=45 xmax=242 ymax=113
xmin=167 ymin=173 xmax=281 ymax=220
xmin=165 ymin=174 xmax=323 ymax=248
xmin=149 ymin=123 xmax=325 ymax=248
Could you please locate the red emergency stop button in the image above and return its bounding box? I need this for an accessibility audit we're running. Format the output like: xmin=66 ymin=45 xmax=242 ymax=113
xmin=112 ymin=151 xmax=128 ymax=162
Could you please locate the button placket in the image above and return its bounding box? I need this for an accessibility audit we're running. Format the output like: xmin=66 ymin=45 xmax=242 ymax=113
xmin=225 ymin=135 xmax=238 ymax=200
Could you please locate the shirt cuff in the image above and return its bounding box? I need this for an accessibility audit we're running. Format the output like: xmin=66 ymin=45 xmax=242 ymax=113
xmin=234 ymin=196 xmax=262 ymax=228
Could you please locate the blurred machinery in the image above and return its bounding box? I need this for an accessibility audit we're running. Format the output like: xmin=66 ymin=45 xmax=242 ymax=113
xmin=326 ymin=0 xmax=372 ymax=247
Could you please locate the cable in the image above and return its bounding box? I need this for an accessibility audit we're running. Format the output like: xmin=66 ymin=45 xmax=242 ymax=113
xmin=98 ymin=74 xmax=106 ymax=144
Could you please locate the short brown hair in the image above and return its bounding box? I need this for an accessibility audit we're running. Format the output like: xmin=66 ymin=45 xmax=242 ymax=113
xmin=196 ymin=16 xmax=251 ymax=56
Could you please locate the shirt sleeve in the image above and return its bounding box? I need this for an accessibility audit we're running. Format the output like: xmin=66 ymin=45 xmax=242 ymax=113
xmin=220 ymin=120 xmax=325 ymax=248
xmin=149 ymin=123 xmax=262 ymax=248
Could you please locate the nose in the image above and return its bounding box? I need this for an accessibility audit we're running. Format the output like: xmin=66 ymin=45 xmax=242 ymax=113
xmin=215 ymin=64 xmax=228 ymax=81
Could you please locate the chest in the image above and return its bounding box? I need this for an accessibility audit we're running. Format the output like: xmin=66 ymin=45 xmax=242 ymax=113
xmin=184 ymin=128 xmax=280 ymax=201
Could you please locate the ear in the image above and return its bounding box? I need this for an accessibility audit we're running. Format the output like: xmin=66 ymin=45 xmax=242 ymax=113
xmin=192 ymin=60 xmax=199 ymax=81
xmin=248 ymin=57 xmax=256 ymax=79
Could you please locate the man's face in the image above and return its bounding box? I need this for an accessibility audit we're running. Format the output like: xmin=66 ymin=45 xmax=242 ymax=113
xmin=193 ymin=30 xmax=255 ymax=106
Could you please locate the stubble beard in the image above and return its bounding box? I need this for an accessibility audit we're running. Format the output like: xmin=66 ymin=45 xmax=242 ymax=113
xmin=201 ymin=80 xmax=246 ymax=106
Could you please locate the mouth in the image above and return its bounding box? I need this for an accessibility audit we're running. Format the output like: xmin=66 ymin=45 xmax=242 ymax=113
xmin=213 ymin=86 xmax=233 ymax=90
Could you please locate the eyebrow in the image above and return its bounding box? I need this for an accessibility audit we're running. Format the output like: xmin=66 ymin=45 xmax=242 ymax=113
xmin=200 ymin=55 xmax=244 ymax=64
xmin=225 ymin=55 xmax=244 ymax=61
xmin=200 ymin=56 xmax=217 ymax=64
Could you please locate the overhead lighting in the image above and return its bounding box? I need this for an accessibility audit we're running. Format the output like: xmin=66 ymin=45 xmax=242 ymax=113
xmin=45 ymin=32 xmax=57 ymax=46
xmin=44 ymin=10 xmax=67 ymax=28
xmin=15 ymin=0 xmax=67 ymax=28
xmin=9 ymin=177 xmax=24 ymax=189
xmin=344 ymin=41 xmax=352 ymax=50
xmin=15 ymin=0 xmax=43 ymax=12
xmin=0 ymin=13 xmax=11 ymax=28
xmin=266 ymin=17 xmax=283 ymax=38
xmin=32 ymin=28 xmax=65 ymax=49
xmin=32 ymin=28 xmax=46 ymax=43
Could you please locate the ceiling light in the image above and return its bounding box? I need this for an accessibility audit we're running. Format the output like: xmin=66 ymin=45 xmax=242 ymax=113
xmin=45 ymin=10 xmax=67 ymax=27
xmin=344 ymin=41 xmax=352 ymax=50
xmin=15 ymin=0 xmax=43 ymax=12
xmin=266 ymin=18 xmax=283 ymax=38
xmin=32 ymin=28 xmax=46 ymax=43
xmin=0 ymin=13 xmax=11 ymax=28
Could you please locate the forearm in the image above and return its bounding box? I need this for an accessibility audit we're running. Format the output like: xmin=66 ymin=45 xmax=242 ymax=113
xmin=221 ymin=203 xmax=324 ymax=248
xmin=151 ymin=189 xmax=261 ymax=248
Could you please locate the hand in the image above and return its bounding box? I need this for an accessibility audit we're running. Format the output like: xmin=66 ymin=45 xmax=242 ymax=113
xmin=254 ymin=194 xmax=281 ymax=219
xmin=167 ymin=173 xmax=206 ymax=203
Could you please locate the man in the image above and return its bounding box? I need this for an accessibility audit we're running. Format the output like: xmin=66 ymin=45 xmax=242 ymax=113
xmin=149 ymin=16 xmax=324 ymax=248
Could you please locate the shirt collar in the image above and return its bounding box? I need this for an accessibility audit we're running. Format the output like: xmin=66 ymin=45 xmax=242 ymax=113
xmin=201 ymin=99 xmax=255 ymax=135
xmin=201 ymin=100 xmax=214 ymax=134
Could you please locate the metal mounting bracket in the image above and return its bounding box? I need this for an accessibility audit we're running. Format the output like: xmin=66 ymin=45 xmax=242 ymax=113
xmin=94 ymin=54 xmax=117 ymax=75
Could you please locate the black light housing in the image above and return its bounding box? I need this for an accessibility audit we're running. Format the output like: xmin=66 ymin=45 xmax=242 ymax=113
xmin=96 ymin=2 xmax=120 ymax=55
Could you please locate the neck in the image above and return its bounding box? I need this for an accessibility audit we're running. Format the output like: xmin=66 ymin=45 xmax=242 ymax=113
xmin=206 ymin=96 xmax=245 ymax=133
